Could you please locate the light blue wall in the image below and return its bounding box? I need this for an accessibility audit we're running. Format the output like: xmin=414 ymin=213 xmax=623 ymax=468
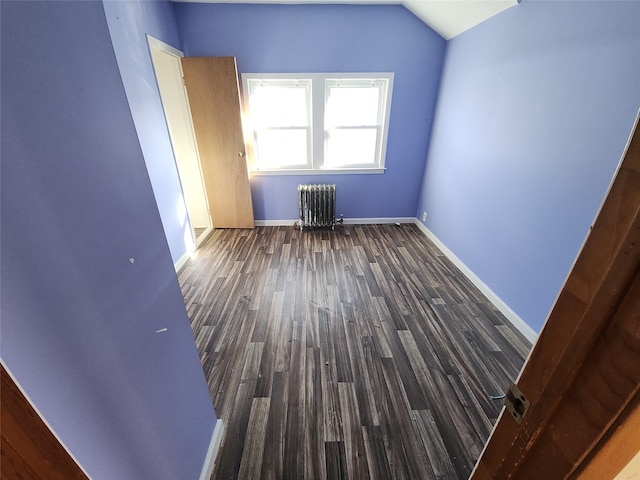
xmin=417 ymin=0 xmax=640 ymax=333
xmin=1 ymin=1 xmax=215 ymax=478
xmin=103 ymin=0 xmax=191 ymax=264
xmin=174 ymin=3 xmax=446 ymax=221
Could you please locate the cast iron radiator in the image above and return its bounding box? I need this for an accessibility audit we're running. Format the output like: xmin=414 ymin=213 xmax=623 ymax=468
xmin=297 ymin=184 xmax=342 ymax=231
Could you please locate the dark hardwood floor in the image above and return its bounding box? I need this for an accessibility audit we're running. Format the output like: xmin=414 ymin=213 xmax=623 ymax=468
xmin=178 ymin=224 xmax=532 ymax=480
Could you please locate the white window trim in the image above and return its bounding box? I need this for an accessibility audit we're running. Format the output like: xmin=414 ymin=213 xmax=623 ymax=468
xmin=241 ymin=72 xmax=394 ymax=175
xmin=244 ymin=78 xmax=312 ymax=170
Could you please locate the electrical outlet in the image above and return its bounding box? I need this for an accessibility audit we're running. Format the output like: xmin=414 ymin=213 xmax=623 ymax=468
xmin=422 ymin=211 xmax=427 ymax=222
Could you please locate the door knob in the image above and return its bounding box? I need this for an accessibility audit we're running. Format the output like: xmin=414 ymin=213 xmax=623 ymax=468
xmin=238 ymin=151 xmax=246 ymax=158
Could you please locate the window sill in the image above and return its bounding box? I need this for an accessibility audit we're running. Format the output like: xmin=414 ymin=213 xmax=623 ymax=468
xmin=251 ymin=168 xmax=386 ymax=176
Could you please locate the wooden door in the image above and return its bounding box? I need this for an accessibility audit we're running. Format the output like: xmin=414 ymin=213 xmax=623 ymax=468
xmin=1 ymin=365 xmax=89 ymax=479
xmin=472 ymin=117 xmax=640 ymax=479
xmin=181 ymin=57 xmax=254 ymax=229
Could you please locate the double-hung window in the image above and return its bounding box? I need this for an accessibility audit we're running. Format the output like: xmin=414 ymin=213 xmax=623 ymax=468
xmin=244 ymin=78 xmax=312 ymax=169
xmin=242 ymin=73 xmax=393 ymax=174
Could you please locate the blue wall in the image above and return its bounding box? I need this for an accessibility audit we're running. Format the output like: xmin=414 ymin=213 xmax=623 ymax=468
xmin=103 ymin=0 xmax=192 ymax=264
xmin=174 ymin=3 xmax=446 ymax=221
xmin=417 ymin=0 xmax=640 ymax=333
xmin=1 ymin=1 xmax=215 ymax=478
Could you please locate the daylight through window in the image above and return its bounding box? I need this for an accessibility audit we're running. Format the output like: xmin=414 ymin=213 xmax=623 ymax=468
xmin=242 ymin=73 xmax=393 ymax=174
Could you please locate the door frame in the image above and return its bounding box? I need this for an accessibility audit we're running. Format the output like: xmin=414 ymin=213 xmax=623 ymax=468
xmin=146 ymin=35 xmax=213 ymax=253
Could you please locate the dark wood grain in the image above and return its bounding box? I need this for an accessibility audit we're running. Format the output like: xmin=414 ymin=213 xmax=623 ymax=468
xmin=1 ymin=365 xmax=88 ymax=480
xmin=178 ymin=224 xmax=531 ymax=479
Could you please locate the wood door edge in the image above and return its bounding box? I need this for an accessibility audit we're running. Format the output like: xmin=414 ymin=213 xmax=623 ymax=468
xmin=470 ymin=114 xmax=640 ymax=479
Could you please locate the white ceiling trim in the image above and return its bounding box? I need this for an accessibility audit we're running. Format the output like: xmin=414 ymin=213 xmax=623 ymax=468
xmin=171 ymin=0 xmax=519 ymax=39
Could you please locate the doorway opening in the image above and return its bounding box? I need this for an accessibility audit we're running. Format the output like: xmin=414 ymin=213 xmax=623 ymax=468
xmin=147 ymin=35 xmax=212 ymax=250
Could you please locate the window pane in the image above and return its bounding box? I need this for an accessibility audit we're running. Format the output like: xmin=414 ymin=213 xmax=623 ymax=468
xmin=243 ymin=73 xmax=393 ymax=172
xmin=326 ymin=87 xmax=380 ymax=127
xmin=255 ymin=129 xmax=308 ymax=168
xmin=249 ymin=86 xmax=308 ymax=128
xmin=325 ymin=128 xmax=378 ymax=167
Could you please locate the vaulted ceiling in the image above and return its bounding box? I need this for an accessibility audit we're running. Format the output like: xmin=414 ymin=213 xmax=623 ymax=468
xmin=401 ymin=0 xmax=518 ymax=39
xmin=172 ymin=0 xmax=519 ymax=39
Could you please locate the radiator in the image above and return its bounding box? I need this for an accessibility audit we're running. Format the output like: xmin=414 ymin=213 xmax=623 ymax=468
xmin=297 ymin=184 xmax=342 ymax=231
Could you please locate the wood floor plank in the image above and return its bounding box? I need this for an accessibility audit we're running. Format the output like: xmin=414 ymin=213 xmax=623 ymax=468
xmin=379 ymin=357 xmax=434 ymax=480
xmin=325 ymin=441 xmax=348 ymax=480
xmin=237 ymin=397 xmax=270 ymax=480
xmin=178 ymin=224 xmax=532 ymax=479
xmin=260 ymin=371 xmax=288 ymax=480
xmin=304 ymin=346 xmax=326 ymax=480
xmin=338 ymin=382 xmax=370 ymax=480
xmin=254 ymin=292 xmax=284 ymax=397
xmin=412 ymin=409 xmax=458 ymax=479
xmin=284 ymin=321 xmax=306 ymax=478
xmin=214 ymin=381 xmax=255 ymax=479
xmin=361 ymin=425 xmax=392 ymax=480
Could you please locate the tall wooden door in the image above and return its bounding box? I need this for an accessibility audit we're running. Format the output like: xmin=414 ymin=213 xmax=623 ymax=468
xmin=472 ymin=117 xmax=640 ymax=479
xmin=181 ymin=57 xmax=254 ymax=229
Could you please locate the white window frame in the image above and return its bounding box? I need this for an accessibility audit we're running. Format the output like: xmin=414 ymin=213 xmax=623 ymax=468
xmin=241 ymin=72 xmax=394 ymax=175
xmin=243 ymin=78 xmax=313 ymax=171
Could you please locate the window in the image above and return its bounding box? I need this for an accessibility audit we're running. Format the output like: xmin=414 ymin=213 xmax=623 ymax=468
xmin=242 ymin=73 xmax=393 ymax=174
xmin=325 ymin=79 xmax=388 ymax=169
xmin=245 ymin=79 xmax=311 ymax=169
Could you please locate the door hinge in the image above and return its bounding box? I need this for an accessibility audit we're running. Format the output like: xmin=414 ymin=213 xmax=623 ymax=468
xmin=504 ymin=383 xmax=530 ymax=425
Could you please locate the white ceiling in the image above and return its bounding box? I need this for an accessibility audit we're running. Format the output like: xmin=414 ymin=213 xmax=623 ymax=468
xmin=173 ymin=0 xmax=519 ymax=39
xmin=402 ymin=0 xmax=518 ymax=39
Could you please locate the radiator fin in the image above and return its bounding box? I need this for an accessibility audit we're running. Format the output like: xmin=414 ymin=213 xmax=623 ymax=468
xmin=298 ymin=184 xmax=337 ymax=231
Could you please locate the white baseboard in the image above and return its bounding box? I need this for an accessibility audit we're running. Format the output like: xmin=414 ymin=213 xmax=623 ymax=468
xmin=254 ymin=219 xmax=298 ymax=226
xmin=254 ymin=217 xmax=416 ymax=227
xmin=175 ymin=226 xmax=214 ymax=272
xmin=174 ymin=251 xmax=190 ymax=273
xmin=199 ymin=419 xmax=224 ymax=480
xmin=413 ymin=220 xmax=538 ymax=344
xmin=196 ymin=225 xmax=214 ymax=247
xmin=342 ymin=217 xmax=415 ymax=225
